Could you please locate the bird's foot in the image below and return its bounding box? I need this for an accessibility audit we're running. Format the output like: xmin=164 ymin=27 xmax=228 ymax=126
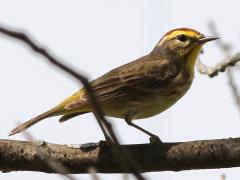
xmin=67 ymin=139 xmax=112 ymax=151
xmin=67 ymin=142 xmax=99 ymax=151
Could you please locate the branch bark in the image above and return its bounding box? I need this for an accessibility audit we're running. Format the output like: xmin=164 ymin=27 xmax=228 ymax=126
xmin=1 ymin=138 xmax=240 ymax=174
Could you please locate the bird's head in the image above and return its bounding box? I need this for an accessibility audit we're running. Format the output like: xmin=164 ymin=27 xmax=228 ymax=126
xmin=152 ymin=28 xmax=218 ymax=68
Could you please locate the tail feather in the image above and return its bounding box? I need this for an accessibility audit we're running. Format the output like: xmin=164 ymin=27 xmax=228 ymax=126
xmin=9 ymin=107 xmax=63 ymax=136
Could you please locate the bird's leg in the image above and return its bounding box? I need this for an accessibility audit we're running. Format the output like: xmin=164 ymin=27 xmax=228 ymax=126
xmin=125 ymin=112 xmax=162 ymax=144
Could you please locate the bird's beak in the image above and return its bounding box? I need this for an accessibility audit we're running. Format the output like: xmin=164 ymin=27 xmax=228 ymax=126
xmin=198 ymin=36 xmax=219 ymax=44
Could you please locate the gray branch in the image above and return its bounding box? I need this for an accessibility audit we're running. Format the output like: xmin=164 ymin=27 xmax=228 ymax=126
xmin=196 ymin=52 xmax=240 ymax=77
xmin=1 ymin=138 xmax=240 ymax=174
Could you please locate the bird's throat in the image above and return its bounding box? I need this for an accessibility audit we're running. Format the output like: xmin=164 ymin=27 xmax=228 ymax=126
xmin=186 ymin=46 xmax=202 ymax=74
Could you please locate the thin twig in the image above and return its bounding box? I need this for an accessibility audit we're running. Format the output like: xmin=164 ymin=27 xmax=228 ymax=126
xmin=196 ymin=52 xmax=240 ymax=77
xmin=0 ymin=25 xmax=110 ymax=142
xmin=227 ymin=70 xmax=240 ymax=108
xmin=208 ymin=22 xmax=232 ymax=53
xmin=208 ymin=22 xmax=240 ymax=114
xmin=0 ymin=24 xmax=145 ymax=179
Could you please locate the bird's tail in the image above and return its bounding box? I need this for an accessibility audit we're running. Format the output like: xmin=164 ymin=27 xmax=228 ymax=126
xmin=9 ymin=106 xmax=64 ymax=136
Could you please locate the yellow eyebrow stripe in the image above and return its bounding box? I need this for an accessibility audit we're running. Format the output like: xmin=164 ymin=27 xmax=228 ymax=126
xmin=163 ymin=28 xmax=203 ymax=41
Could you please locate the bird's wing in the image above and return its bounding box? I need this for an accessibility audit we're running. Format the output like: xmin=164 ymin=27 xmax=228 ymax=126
xmin=64 ymin=55 xmax=181 ymax=110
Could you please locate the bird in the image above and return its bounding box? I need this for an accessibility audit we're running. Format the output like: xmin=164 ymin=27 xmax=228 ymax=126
xmin=10 ymin=28 xmax=218 ymax=142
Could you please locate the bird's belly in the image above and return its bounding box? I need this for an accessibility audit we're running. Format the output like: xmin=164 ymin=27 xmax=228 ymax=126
xmin=102 ymin=95 xmax=179 ymax=119
xmin=139 ymin=77 xmax=193 ymax=118
xmin=134 ymin=83 xmax=192 ymax=119
xmin=102 ymin=81 xmax=192 ymax=120
xmin=134 ymin=93 xmax=183 ymax=119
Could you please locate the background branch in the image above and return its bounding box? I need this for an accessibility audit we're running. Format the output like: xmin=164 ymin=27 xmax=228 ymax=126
xmin=0 ymin=24 xmax=144 ymax=179
xmin=1 ymin=138 xmax=240 ymax=173
xmin=196 ymin=52 xmax=240 ymax=77
xmin=196 ymin=22 xmax=240 ymax=115
xmin=208 ymin=22 xmax=240 ymax=114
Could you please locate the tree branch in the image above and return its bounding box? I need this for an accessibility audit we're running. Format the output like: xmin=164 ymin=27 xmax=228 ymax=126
xmin=196 ymin=52 xmax=240 ymax=78
xmin=1 ymin=138 xmax=240 ymax=173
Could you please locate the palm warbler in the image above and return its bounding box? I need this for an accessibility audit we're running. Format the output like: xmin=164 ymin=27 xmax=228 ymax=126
xmin=10 ymin=28 xmax=218 ymax=141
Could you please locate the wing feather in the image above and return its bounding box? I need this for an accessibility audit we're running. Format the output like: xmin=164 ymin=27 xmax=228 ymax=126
xmin=65 ymin=55 xmax=181 ymax=109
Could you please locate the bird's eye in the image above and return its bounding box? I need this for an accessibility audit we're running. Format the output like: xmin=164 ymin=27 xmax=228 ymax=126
xmin=176 ymin=34 xmax=188 ymax=42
